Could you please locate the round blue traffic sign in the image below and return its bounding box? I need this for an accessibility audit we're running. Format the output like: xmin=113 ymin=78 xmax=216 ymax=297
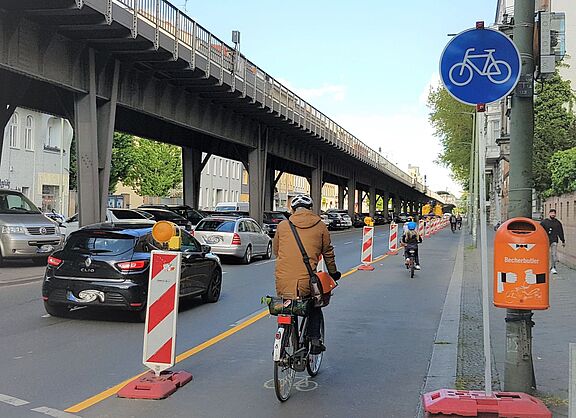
xmin=440 ymin=28 xmax=521 ymax=105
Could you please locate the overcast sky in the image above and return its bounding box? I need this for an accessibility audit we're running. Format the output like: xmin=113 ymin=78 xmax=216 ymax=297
xmin=172 ymin=1 xmax=496 ymax=195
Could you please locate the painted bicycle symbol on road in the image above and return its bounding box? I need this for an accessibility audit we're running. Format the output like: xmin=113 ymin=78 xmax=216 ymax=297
xmin=449 ymin=48 xmax=512 ymax=87
xmin=264 ymin=376 xmax=318 ymax=392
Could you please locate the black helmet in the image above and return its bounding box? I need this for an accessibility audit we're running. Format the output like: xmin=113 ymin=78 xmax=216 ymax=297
xmin=290 ymin=194 xmax=313 ymax=210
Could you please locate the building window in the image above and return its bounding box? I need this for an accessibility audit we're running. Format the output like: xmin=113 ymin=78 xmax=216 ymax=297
xmin=212 ymin=158 xmax=216 ymax=175
xmin=566 ymin=201 xmax=569 ymax=220
xmin=219 ymin=159 xmax=223 ymax=176
xmin=8 ymin=112 xmax=19 ymax=149
xmin=24 ymin=115 xmax=33 ymax=150
xmin=42 ymin=185 xmax=59 ymax=212
xmin=21 ymin=186 xmax=30 ymax=198
xmin=206 ymin=158 xmax=210 ymax=175
xmin=226 ymin=160 xmax=230 ymax=178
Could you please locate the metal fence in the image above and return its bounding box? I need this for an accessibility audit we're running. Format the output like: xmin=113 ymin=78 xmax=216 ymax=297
xmin=111 ymin=0 xmax=423 ymax=190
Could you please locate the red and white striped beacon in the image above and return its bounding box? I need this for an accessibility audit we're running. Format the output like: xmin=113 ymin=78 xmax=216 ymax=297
xmin=358 ymin=226 xmax=375 ymax=271
xmin=118 ymin=221 xmax=192 ymax=400
xmin=387 ymin=222 xmax=399 ymax=255
xmin=418 ymin=220 xmax=425 ymax=238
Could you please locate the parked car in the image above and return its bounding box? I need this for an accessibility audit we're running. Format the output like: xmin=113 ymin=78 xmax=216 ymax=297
xmin=373 ymin=211 xmax=389 ymax=225
xmin=214 ymin=202 xmax=249 ymax=212
xmin=138 ymin=204 xmax=205 ymax=226
xmin=320 ymin=212 xmax=331 ymax=227
xmin=44 ymin=210 xmax=66 ymax=224
xmin=0 ymin=190 xmax=63 ymax=266
xmin=42 ymin=223 xmax=222 ymax=319
xmin=262 ymin=211 xmax=287 ymax=237
xmin=60 ymin=208 xmax=155 ymax=238
xmin=395 ymin=212 xmax=410 ymax=223
xmin=325 ymin=209 xmax=353 ymax=230
xmin=353 ymin=213 xmax=368 ymax=228
xmin=193 ymin=215 xmax=272 ymax=264
xmin=138 ymin=208 xmax=192 ymax=231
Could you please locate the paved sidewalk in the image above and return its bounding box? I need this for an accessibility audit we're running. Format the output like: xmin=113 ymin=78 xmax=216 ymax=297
xmin=458 ymin=229 xmax=576 ymax=417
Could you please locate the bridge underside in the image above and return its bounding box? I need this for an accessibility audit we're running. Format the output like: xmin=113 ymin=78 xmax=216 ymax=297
xmin=0 ymin=1 xmax=433 ymax=224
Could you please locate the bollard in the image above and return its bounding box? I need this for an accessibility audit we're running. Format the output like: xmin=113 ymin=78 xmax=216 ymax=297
xmin=358 ymin=226 xmax=375 ymax=271
xmin=387 ymin=222 xmax=399 ymax=255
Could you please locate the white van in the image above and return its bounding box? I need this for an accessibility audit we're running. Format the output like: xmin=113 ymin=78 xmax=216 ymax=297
xmin=214 ymin=202 xmax=249 ymax=212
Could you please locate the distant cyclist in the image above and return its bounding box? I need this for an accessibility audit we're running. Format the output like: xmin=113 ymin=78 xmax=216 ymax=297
xmin=273 ymin=194 xmax=341 ymax=354
xmin=449 ymin=213 xmax=457 ymax=232
xmin=402 ymin=222 xmax=422 ymax=270
xmin=456 ymin=214 xmax=462 ymax=230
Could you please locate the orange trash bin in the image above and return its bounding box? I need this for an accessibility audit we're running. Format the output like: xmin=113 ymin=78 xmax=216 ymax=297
xmin=493 ymin=217 xmax=549 ymax=310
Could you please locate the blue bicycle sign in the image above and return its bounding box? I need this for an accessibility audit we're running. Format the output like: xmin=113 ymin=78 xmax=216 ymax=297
xmin=440 ymin=28 xmax=521 ymax=105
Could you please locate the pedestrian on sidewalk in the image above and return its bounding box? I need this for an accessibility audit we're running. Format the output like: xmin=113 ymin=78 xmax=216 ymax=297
xmin=540 ymin=208 xmax=565 ymax=274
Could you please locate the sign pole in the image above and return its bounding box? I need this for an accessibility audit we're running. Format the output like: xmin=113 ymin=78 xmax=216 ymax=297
xmin=505 ymin=0 xmax=537 ymax=393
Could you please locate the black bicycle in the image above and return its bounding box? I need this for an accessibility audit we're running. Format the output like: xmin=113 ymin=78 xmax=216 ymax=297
xmin=272 ymin=304 xmax=324 ymax=402
xmin=406 ymin=248 xmax=417 ymax=278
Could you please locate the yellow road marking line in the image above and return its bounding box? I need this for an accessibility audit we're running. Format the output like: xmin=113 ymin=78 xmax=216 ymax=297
xmin=65 ymin=256 xmax=392 ymax=413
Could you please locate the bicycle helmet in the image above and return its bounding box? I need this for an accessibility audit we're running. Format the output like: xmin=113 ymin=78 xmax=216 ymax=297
xmin=407 ymin=221 xmax=417 ymax=230
xmin=290 ymin=194 xmax=313 ymax=210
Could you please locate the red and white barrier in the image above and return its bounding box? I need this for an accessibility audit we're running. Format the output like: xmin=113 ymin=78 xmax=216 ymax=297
xmin=358 ymin=226 xmax=375 ymax=271
xmin=118 ymin=250 xmax=192 ymax=399
xmin=418 ymin=220 xmax=425 ymax=238
xmin=387 ymin=222 xmax=399 ymax=255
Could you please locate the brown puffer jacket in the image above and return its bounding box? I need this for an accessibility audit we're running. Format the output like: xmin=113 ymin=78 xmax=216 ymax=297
xmin=273 ymin=209 xmax=337 ymax=298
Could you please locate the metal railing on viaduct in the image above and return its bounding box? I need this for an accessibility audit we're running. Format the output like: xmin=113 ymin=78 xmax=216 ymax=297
xmin=0 ymin=0 xmax=441 ymax=224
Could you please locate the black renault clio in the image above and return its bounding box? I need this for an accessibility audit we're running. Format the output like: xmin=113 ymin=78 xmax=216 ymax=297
xmin=42 ymin=223 xmax=222 ymax=320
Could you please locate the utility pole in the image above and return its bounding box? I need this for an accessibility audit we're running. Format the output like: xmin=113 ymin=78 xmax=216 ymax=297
xmin=506 ymin=0 xmax=536 ymax=393
xmin=468 ymin=115 xmax=475 ymax=234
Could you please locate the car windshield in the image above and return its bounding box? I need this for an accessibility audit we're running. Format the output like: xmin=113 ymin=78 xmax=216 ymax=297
xmin=65 ymin=232 xmax=135 ymax=255
xmin=196 ymin=220 xmax=236 ymax=232
xmin=0 ymin=191 xmax=41 ymax=214
xmin=110 ymin=209 xmax=146 ymax=220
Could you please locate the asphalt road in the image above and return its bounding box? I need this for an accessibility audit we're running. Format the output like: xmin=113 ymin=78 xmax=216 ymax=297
xmin=0 ymin=225 xmax=460 ymax=418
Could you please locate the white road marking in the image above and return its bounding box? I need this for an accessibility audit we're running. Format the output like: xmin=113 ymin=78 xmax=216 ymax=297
xmin=0 ymin=393 xmax=29 ymax=406
xmin=344 ymin=241 xmax=353 ymax=245
xmin=252 ymin=259 xmax=275 ymax=266
xmin=230 ymin=309 xmax=265 ymax=327
xmin=41 ymin=314 xmax=51 ymax=318
xmin=222 ymin=271 xmax=228 ymax=274
xmin=31 ymin=407 xmax=81 ymax=418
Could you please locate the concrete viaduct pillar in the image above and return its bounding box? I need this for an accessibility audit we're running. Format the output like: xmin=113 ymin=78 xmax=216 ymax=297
xmin=338 ymin=185 xmax=345 ymax=210
xmin=74 ymin=50 xmax=120 ymax=226
xmin=248 ymin=125 xmax=267 ymax=225
xmin=369 ymin=186 xmax=377 ymax=217
xmin=347 ymin=176 xmax=356 ymax=218
xmin=382 ymin=191 xmax=389 ymax=219
xmin=310 ymin=156 xmax=323 ymax=215
xmin=182 ymin=148 xmax=210 ymax=209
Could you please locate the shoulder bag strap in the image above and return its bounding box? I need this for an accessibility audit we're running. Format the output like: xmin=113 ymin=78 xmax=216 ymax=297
xmin=288 ymin=221 xmax=316 ymax=278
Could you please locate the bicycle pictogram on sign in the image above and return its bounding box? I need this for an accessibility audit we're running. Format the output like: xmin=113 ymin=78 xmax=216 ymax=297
xmin=449 ymin=48 xmax=512 ymax=86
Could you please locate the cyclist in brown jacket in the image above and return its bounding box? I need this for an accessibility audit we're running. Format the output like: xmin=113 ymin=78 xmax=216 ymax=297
xmin=273 ymin=194 xmax=340 ymax=353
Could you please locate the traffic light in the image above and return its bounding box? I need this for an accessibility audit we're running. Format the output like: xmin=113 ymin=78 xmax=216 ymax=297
xmin=537 ymin=11 xmax=565 ymax=78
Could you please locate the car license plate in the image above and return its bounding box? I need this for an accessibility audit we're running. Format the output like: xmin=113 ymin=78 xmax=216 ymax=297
xmin=38 ymin=245 xmax=54 ymax=253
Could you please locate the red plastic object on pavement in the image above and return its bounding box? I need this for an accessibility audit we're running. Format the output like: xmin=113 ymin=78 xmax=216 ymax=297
xmin=423 ymin=389 xmax=551 ymax=417
xmin=117 ymin=370 xmax=193 ymax=400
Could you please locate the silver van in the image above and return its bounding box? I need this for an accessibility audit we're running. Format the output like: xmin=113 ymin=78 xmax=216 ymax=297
xmin=0 ymin=190 xmax=63 ymax=265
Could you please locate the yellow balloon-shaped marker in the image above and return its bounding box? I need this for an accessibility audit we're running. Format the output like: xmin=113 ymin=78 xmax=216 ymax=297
xmin=152 ymin=221 xmax=178 ymax=244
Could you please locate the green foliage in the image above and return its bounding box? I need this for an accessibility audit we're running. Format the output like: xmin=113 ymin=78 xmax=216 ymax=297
xmin=109 ymin=132 xmax=135 ymax=193
xmin=533 ymin=72 xmax=576 ymax=193
xmin=548 ymin=147 xmax=576 ymax=196
xmin=125 ymin=138 xmax=182 ymax=197
xmin=427 ymin=86 xmax=475 ymax=188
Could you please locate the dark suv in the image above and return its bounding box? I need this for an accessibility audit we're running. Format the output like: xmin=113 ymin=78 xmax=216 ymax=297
xmin=139 ymin=204 xmax=205 ymax=226
xmin=137 ymin=208 xmax=192 ymax=230
xmin=42 ymin=223 xmax=222 ymax=319
xmin=262 ymin=211 xmax=287 ymax=236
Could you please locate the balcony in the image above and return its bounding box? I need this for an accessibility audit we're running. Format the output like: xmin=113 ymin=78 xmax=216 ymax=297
xmin=486 ymin=145 xmax=500 ymax=164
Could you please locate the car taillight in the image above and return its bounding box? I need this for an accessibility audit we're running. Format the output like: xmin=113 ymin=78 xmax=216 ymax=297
xmin=47 ymin=256 xmax=62 ymax=267
xmin=231 ymin=233 xmax=241 ymax=245
xmin=116 ymin=260 xmax=147 ymax=271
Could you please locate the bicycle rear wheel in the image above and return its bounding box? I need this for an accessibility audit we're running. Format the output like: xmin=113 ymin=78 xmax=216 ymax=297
xmin=307 ymin=317 xmax=325 ymax=377
xmin=274 ymin=323 xmax=297 ymax=402
xmin=410 ymin=260 xmax=415 ymax=278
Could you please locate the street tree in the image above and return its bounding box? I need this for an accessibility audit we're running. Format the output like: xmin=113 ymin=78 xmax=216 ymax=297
xmin=533 ymin=71 xmax=576 ymax=194
xmin=548 ymin=146 xmax=576 ymax=196
xmin=427 ymin=86 xmax=475 ymax=187
xmin=125 ymin=138 xmax=182 ymax=197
